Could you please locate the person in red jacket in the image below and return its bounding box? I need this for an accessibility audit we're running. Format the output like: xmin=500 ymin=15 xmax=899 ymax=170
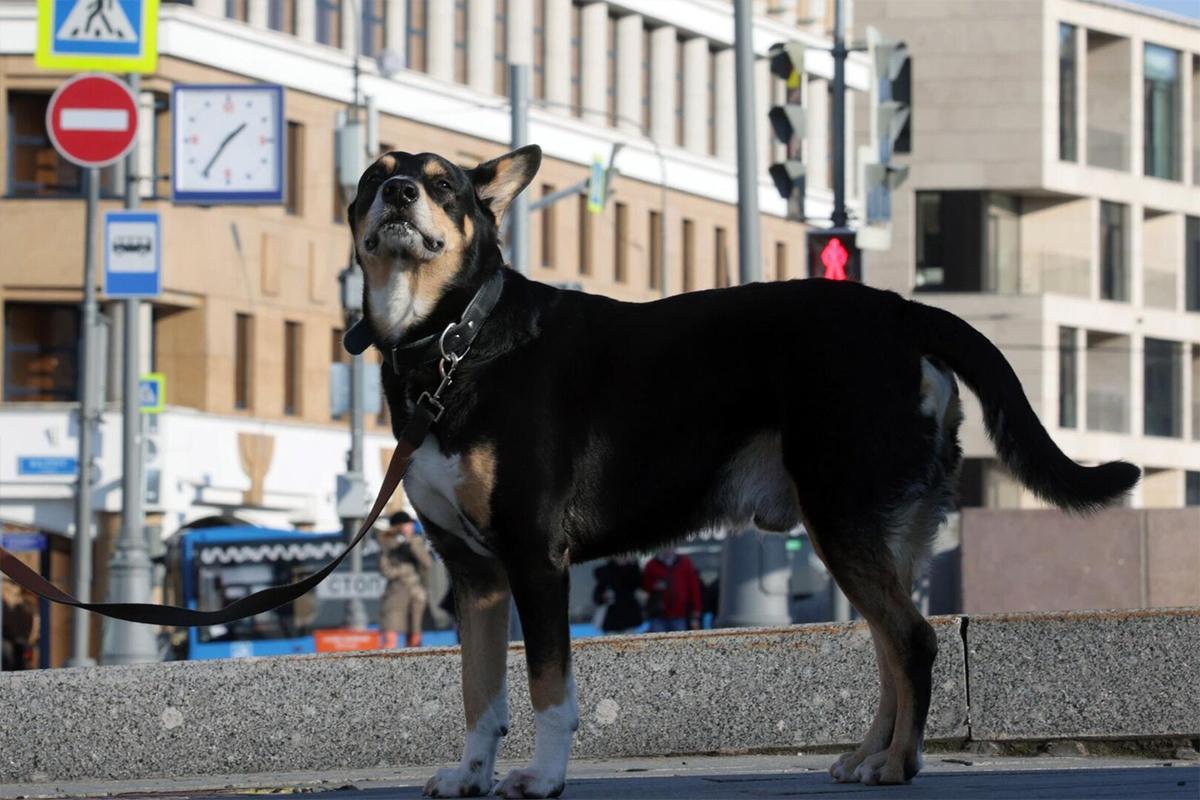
xmin=641 ymin=548 xmax=702 ymax=632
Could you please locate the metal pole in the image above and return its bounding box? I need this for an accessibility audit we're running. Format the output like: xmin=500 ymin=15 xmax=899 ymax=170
xmin=831 ymin=0 xmax=848 ymax=229
xmin=68 ymin=167 xmax=101 ymax=668
xmin=733 ymin=0 xmax=761 ymax=283
xmin=102 ymin=73 xmax=157 ymax=665
xmin=509 ymin=63 xmax=530 ymax=275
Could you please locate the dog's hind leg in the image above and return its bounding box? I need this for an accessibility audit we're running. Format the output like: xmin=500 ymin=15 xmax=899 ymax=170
xmin=810 ymin=520 xmax=938 ymax=786
xmin=424 ymin=558 xmax=511 ymax=798
xmin=495 ymin=558 xmax=577 ymax=799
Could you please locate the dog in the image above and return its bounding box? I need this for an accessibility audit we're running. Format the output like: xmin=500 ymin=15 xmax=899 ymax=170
xmin=344 ymin=144 xmax=1140 ymax=798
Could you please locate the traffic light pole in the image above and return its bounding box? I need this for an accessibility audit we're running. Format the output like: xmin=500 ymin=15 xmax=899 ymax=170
xmin=69 ymin=166 xmax=101 ymax=668
xmin=103 ymin=72 xmax=158 ymax=665
xmin=509 ymin=63 xmax=530 ymax=276
xmin=831 ymin=0 xmax=848 ymax=229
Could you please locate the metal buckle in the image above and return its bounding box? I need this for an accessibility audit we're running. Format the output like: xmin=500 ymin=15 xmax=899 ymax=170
xmin=416 ymin=391 xmax=446 ymax=422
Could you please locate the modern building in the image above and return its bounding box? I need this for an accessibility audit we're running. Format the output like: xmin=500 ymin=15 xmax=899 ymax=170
xmin=0 ymin=0 xmax=869 ymax=662
xmin=856 ymin=0 xmax=1200 ymax=509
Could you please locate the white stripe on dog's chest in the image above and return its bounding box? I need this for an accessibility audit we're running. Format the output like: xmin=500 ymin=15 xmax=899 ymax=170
xmin=405 ymin=436 xmax=495 ymax=557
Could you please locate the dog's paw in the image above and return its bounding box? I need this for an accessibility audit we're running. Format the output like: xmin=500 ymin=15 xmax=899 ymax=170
xmin=492 ymin=767 xmax=565 ymax=799
xmin=423 ymin=763 xmax=494 ymax=797
xmin=829 ymin=751 xmax=868 ymax=783
xmin=852 ymin=751 xmax=911 ymax=786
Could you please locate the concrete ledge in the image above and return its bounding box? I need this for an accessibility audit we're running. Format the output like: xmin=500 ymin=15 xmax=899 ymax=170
xmin=966 ymin=608 xmax=1200 ymax=741
xmin=0 ymin=617 xmax=967 ymax=784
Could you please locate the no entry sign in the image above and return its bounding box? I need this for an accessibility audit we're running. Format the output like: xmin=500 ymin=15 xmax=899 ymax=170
xmin=46 ymin=74 xmax=138 ymax=168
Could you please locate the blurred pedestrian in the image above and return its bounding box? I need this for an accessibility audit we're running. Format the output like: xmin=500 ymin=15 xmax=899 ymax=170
xmin=377 ymin=511 xmax=432 ymax=647
xmin=642 ymin=548 xmax=702 ymax=633
xmin=592 ymin=555 xmax=643 ymax=634
xmin=2 ymin=581 xmax=37 ymax=670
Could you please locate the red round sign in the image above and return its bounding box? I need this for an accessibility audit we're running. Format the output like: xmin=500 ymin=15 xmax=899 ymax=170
xmin=46 ymin=74 xmax=138 ymax=169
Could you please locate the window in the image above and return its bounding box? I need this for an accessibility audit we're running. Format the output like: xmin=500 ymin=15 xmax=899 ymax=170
xmin=1059 ymin=23 xmax=1077 ymax=162
xmin=1100 ymin=201 xmax=1129 ymax=302
xmin=1186 ymin=216 xmax=1200 ymax=312
xmin=570 ymin=3 xmax=581 ymax=114
xmin=235 ymin=313 xmax=253 ymax=411
xmin=1144 ymin=43 xmax=1180 ymax=181
xmin=361 ymin=0 xmax=385 ymax=57
xmin=915 ymin=191 xmax=987 ymax=292
xmin=3 ymin=303 xmax=79 ymax=402
xmin=1187 ymin=471 xmax=1200 ymax=506
xmin=286 ymin=121 xmax=303 ymax=216
xmin=225 ymin=0 xmax=248 ymax=20
xmin=614 ymin=201 xmax=628 ymax=283
xmin=682 ymin=218 xmax=695 ymax=292
xmin=1144 ymin=337 xmax=1181 ymax=437
xmin=1059 ymin=327 xmax=1077 ymax=429
xmin=606 ymin=13 xmax=617 ymax=126
xmin=648 ymin=210 xmax=662 ymax=290
xmin=268 ymin=0 xmax=295 ymax=33
xmin=454 ymin=0 xmax=467 ymax=84
xmin=675 ymin=36 xmax=685 ymax=145
xmin=540 ymin=183 xmax=555 ymax=268
xmin=284 ymin=321 xmax=302 ymax=416
xmin=316 ymin=0 xmax=340 ymax=46
xmin=6 ymin=91 xmax=118 ymax=197
xmin=407 ymin=0 xmax=426 ymax=71
xmin=532 ymin=0 xmax=545 ymax=98
xmin=578 ymin=194 xmax=592 ymax=276
xmin=494 ymin=0 xmax=509 ymax=96
xmin=775 ymin=241 xmax=787 ymax=282
xmin=714 ymin=226 xmax=730 ymax=287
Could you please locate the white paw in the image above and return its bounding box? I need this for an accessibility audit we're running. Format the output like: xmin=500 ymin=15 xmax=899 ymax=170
xmin=424 ymin=763 xmax=495 ymax=798
xmin=493 ymin=766 xmax=565 ymax=799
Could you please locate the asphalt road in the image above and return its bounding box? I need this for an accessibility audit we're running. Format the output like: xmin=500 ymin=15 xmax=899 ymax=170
xmin=5 ymin=752 xmax=1196 ymax=800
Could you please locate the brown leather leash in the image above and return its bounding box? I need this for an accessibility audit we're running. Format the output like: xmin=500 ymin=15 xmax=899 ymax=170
xmin=0 ymin=271 xmax=505 ymax=629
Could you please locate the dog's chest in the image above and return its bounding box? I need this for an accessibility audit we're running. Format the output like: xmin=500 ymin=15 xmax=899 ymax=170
xmin=404 ymin=435 xmax=497 ymax=557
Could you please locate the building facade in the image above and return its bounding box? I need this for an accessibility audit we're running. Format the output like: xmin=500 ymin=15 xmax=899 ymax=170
xmin=857 ymin=0 xmax=1200 ymax=508
xmin=0 ymin=0 xmax=868 ymax=646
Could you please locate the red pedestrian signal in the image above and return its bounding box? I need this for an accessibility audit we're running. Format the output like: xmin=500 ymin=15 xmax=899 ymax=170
xmin=806 ymin=229 xmax=861 ymax=282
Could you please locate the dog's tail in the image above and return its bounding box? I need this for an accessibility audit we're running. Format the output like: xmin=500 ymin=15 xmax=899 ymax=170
xmin=906 ymin=299 xmax=1139 ymax=512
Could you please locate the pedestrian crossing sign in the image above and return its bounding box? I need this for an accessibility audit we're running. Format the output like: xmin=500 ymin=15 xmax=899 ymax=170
xmin=36 ymin=0 xmax=159 ymax=73
xmin=139 ymin=372 xmax=165 ymax=414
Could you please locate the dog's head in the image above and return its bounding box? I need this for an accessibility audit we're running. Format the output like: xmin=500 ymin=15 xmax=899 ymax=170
xmin=348 ymin=145 xmax=541 ymax=345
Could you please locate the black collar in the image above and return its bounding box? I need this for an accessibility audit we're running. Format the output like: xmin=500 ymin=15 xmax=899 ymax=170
xmin=342 ymin=270 xmax=506 ymax=374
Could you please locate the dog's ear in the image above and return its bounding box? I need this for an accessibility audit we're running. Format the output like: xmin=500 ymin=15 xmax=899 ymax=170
xmin=468 ymin=145 xmax=542 ymax=226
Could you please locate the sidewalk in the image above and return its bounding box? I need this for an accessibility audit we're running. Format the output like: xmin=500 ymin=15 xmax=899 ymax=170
xmin=4 ymin=752 xmax=1196 ymax=800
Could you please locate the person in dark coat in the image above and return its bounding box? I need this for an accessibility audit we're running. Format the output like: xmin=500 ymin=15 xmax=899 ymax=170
xmin=591 ymin=555 xmax=643 ymax=634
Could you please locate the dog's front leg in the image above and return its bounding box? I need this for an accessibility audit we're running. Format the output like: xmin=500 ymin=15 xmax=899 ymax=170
xmin=424 ymin=563 xmax=511 ymax=798
xmin=495 ymin=562 xmax=576 ymax=799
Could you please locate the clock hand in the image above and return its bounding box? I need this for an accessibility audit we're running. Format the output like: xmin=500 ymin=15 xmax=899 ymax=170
xmin=201 ymin=122 xmax=248 ymax=179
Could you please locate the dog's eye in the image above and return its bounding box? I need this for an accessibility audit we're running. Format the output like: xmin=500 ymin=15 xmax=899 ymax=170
xmin=436 ymin=179 xmax=452 ymax=192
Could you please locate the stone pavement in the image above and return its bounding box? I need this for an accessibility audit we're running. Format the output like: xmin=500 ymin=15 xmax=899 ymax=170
xmin=3 ymin=752 xmax=1196 ymax=800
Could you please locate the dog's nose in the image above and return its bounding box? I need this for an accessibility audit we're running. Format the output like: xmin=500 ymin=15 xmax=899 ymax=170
xmin=381 ymin=176 xmax=420 ymax=206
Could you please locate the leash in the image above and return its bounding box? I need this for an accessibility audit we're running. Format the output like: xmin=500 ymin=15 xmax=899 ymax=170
xmin=0 ymin=271 xmax=505 ymax=629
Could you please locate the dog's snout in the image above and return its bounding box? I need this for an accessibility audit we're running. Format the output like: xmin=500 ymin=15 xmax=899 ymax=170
xmin=382 ymin=176 xmax=420 ymax=207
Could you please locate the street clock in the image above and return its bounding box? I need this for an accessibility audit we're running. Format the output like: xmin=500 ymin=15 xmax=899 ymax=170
xmin=172 ymin=84 xmax=285 ymax=204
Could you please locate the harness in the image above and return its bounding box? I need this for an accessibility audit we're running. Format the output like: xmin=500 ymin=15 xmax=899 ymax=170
xmin=0 ymin=271 xmax=505 ymax=629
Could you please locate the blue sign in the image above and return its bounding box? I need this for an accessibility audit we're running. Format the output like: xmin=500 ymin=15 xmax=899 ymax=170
xmin=139 ymin=372 xmax=165 ymax=413
xmin=104 ymin=210 xmax=161 ymax=298
xmin=17 ymin=456 xmax=78 ymax=476
xmin=36 ymin=0 xmax=159 ymax=73
xmin=0 ymin=532 xmax=47 ymax=552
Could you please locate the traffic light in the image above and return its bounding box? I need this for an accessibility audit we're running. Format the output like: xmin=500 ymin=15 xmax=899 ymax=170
xmin=807 ymin=228 xmax=861 ymax=282
xmin=861 ymin=26 xmax=912 ymax=235
xmin=767 ymin=41 xmax=806 ymax=221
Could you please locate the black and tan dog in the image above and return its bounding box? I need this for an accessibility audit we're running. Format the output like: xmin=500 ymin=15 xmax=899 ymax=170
xmin=344 ymin=145 xmax=1139 ymax=798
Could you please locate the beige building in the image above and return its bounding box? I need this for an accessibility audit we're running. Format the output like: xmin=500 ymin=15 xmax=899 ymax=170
xmin=0 ymin=1 xmax=867 ymax=551
xmin=857 ymin=0 xmax=1200 ymax=509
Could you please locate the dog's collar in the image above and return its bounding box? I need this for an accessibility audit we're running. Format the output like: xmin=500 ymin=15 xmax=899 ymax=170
xmin=341 ymin=270 xmax=506 ymax=373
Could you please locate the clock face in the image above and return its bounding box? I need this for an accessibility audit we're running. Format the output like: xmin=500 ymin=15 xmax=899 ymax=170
xmin=172 ymin=84 xmax=284 ymax=204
